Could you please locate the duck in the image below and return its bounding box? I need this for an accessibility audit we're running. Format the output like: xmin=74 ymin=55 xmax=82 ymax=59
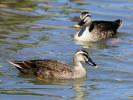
xmin=74 ymin=12 xmax=122 ymax=42
xmin=8 ymin=49 xmax=98 ymax=79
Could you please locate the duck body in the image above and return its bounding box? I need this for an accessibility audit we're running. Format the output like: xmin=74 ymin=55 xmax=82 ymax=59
xmin=8 ymin=49 xmax=98 ymax=79
xmin=74 ymin=12 xmax=122 ymax=42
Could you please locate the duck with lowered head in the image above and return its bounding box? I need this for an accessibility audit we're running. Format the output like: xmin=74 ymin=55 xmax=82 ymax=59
xmin=8 ymin=49 xmax=98 ymax=79
xmin=74 ymin=12 xmax=122 ymax=42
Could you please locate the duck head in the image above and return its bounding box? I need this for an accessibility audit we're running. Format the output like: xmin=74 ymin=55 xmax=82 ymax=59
xmin=74 ymin=49 xmax=98 ymax=68
xmin=75 ymin=12 xmax=92 ymax=28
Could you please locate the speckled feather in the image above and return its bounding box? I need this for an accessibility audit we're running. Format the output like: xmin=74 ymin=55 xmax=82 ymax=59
xmin=10 ymin=60 xmax=73 ymax=78
xmin=23 ymin=60 xmax=73 ymax=72
xmin=90 ymin=20 xmax=122 ymax=37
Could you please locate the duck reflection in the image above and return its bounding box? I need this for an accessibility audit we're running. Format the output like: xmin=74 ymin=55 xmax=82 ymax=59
xmin=75 ymin=40 xmax=111 ymax=49
xmin=19 ymin=75 xmax=99 ymax=99
xmin=31 ymin=77 xmax=88 ymax=99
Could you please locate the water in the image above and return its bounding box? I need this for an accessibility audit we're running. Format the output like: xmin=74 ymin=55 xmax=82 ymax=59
xmin=0 ymin=0 xmax=133 ymax=99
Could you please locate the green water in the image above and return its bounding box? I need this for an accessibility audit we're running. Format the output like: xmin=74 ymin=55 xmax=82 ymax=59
xmin=0 ymin=0 xmax=133 ymax=100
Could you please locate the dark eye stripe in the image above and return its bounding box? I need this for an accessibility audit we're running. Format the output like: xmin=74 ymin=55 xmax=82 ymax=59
xmin=82 ymin=53 xmax=89 ymax=59
xmin=86 ymin=15 xmax=91 ymax=17
xmin=82 ymin=15 xmax=91 ymax=22
xmin=81 ymin=50 xmax=89 ymax=55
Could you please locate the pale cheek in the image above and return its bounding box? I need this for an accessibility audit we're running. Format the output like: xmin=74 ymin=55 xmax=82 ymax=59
xmin=78 ymin=57 xmax=85 ymax=62
xmin=84 ymin=17 xmax=89 ymax=22
xmin=87 ymin=19 xmax=91 ymax=23
xmin=85 ymin=19 xmax=91 ymax=26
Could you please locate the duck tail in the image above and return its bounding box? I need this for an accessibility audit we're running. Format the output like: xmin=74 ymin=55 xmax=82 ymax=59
xmin=8 ymin=60 xmax=34 ymax=75
xmin=8 ymin=60 xmax=23 ymax=69
xmin=115 ymin=19 xmax=122 ymax=29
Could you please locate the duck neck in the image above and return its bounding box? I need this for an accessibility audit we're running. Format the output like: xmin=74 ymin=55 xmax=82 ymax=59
xmin=73 ymin=57 xmax=84 ymax=69
xmin=73 ymin=60 xmax=82 ymax=68
xmin=73 ymin=57 xmax=87 ymax=78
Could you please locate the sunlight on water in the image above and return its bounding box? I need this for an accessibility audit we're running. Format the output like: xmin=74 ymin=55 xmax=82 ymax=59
xmin=0 ymin=0 xmax=133 ymax=100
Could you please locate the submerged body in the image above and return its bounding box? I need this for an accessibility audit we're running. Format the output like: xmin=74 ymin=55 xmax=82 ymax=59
xmin=74 ymin=12 xmax=122 ymax=42
xmin=8 ymin=49 xmax=98 ymax=79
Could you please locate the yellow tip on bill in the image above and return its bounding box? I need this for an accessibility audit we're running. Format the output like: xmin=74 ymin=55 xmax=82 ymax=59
xmin=75 ymin=24 xmax=81 ymax=28
xmin=94 ymin=65 xmax=99 ymax=68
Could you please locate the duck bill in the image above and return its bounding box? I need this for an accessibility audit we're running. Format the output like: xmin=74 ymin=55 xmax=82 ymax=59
xmin=75 ymin=19 xmax=85 ymax=28
xmin=86 ymin=59 xmax=98 ymax=68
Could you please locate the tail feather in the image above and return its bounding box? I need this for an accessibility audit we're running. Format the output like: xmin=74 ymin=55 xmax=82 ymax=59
xmin=8 ymin=60 xmax=23 ymax=69
xmin=115 ymin=19 xmax=122 ymax=29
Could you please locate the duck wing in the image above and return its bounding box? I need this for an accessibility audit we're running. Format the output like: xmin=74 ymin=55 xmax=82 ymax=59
xmin=89 ymin=19 xmax=122 ymax=38
xmin=90 ymin=19 xmax=122 ymax=32
xmin=23 ymin=59 xmax=72 ymax=72
xmin=8 ymin=60 xmax=72 ymax=74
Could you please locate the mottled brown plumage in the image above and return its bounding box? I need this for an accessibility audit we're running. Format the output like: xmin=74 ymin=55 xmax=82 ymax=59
xmin=74 ymin=12 xmax=122 ymax=42
xmin=8 ymin=49 xmax=98 ymax=79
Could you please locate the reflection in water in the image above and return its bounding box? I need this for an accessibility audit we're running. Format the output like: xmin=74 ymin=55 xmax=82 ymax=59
xmin=69 ymin=0 xmax=89 ymax=5
xmin=30 ymin=78 xmax=88 ymax=99
xmin=0 ymin=72 xmax=100 ymax=99
xmin=125 ymin=95 xmax=133 ymax=98
xmin=28 ymin=77 xmax=99 ymax=99
xmin=15 ymin=74 xmax=90 ymax=99
xmin=75 ymin=40 xmax=111 ymax=49
xmin=71 ymin=79 xmax=87 ymax=99
xmin=14 ymin=76 xmax=87 ymax=99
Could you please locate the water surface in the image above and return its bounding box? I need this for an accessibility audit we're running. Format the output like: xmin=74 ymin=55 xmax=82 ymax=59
xmin=0 ymin=0 xmax=133 ymax=100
